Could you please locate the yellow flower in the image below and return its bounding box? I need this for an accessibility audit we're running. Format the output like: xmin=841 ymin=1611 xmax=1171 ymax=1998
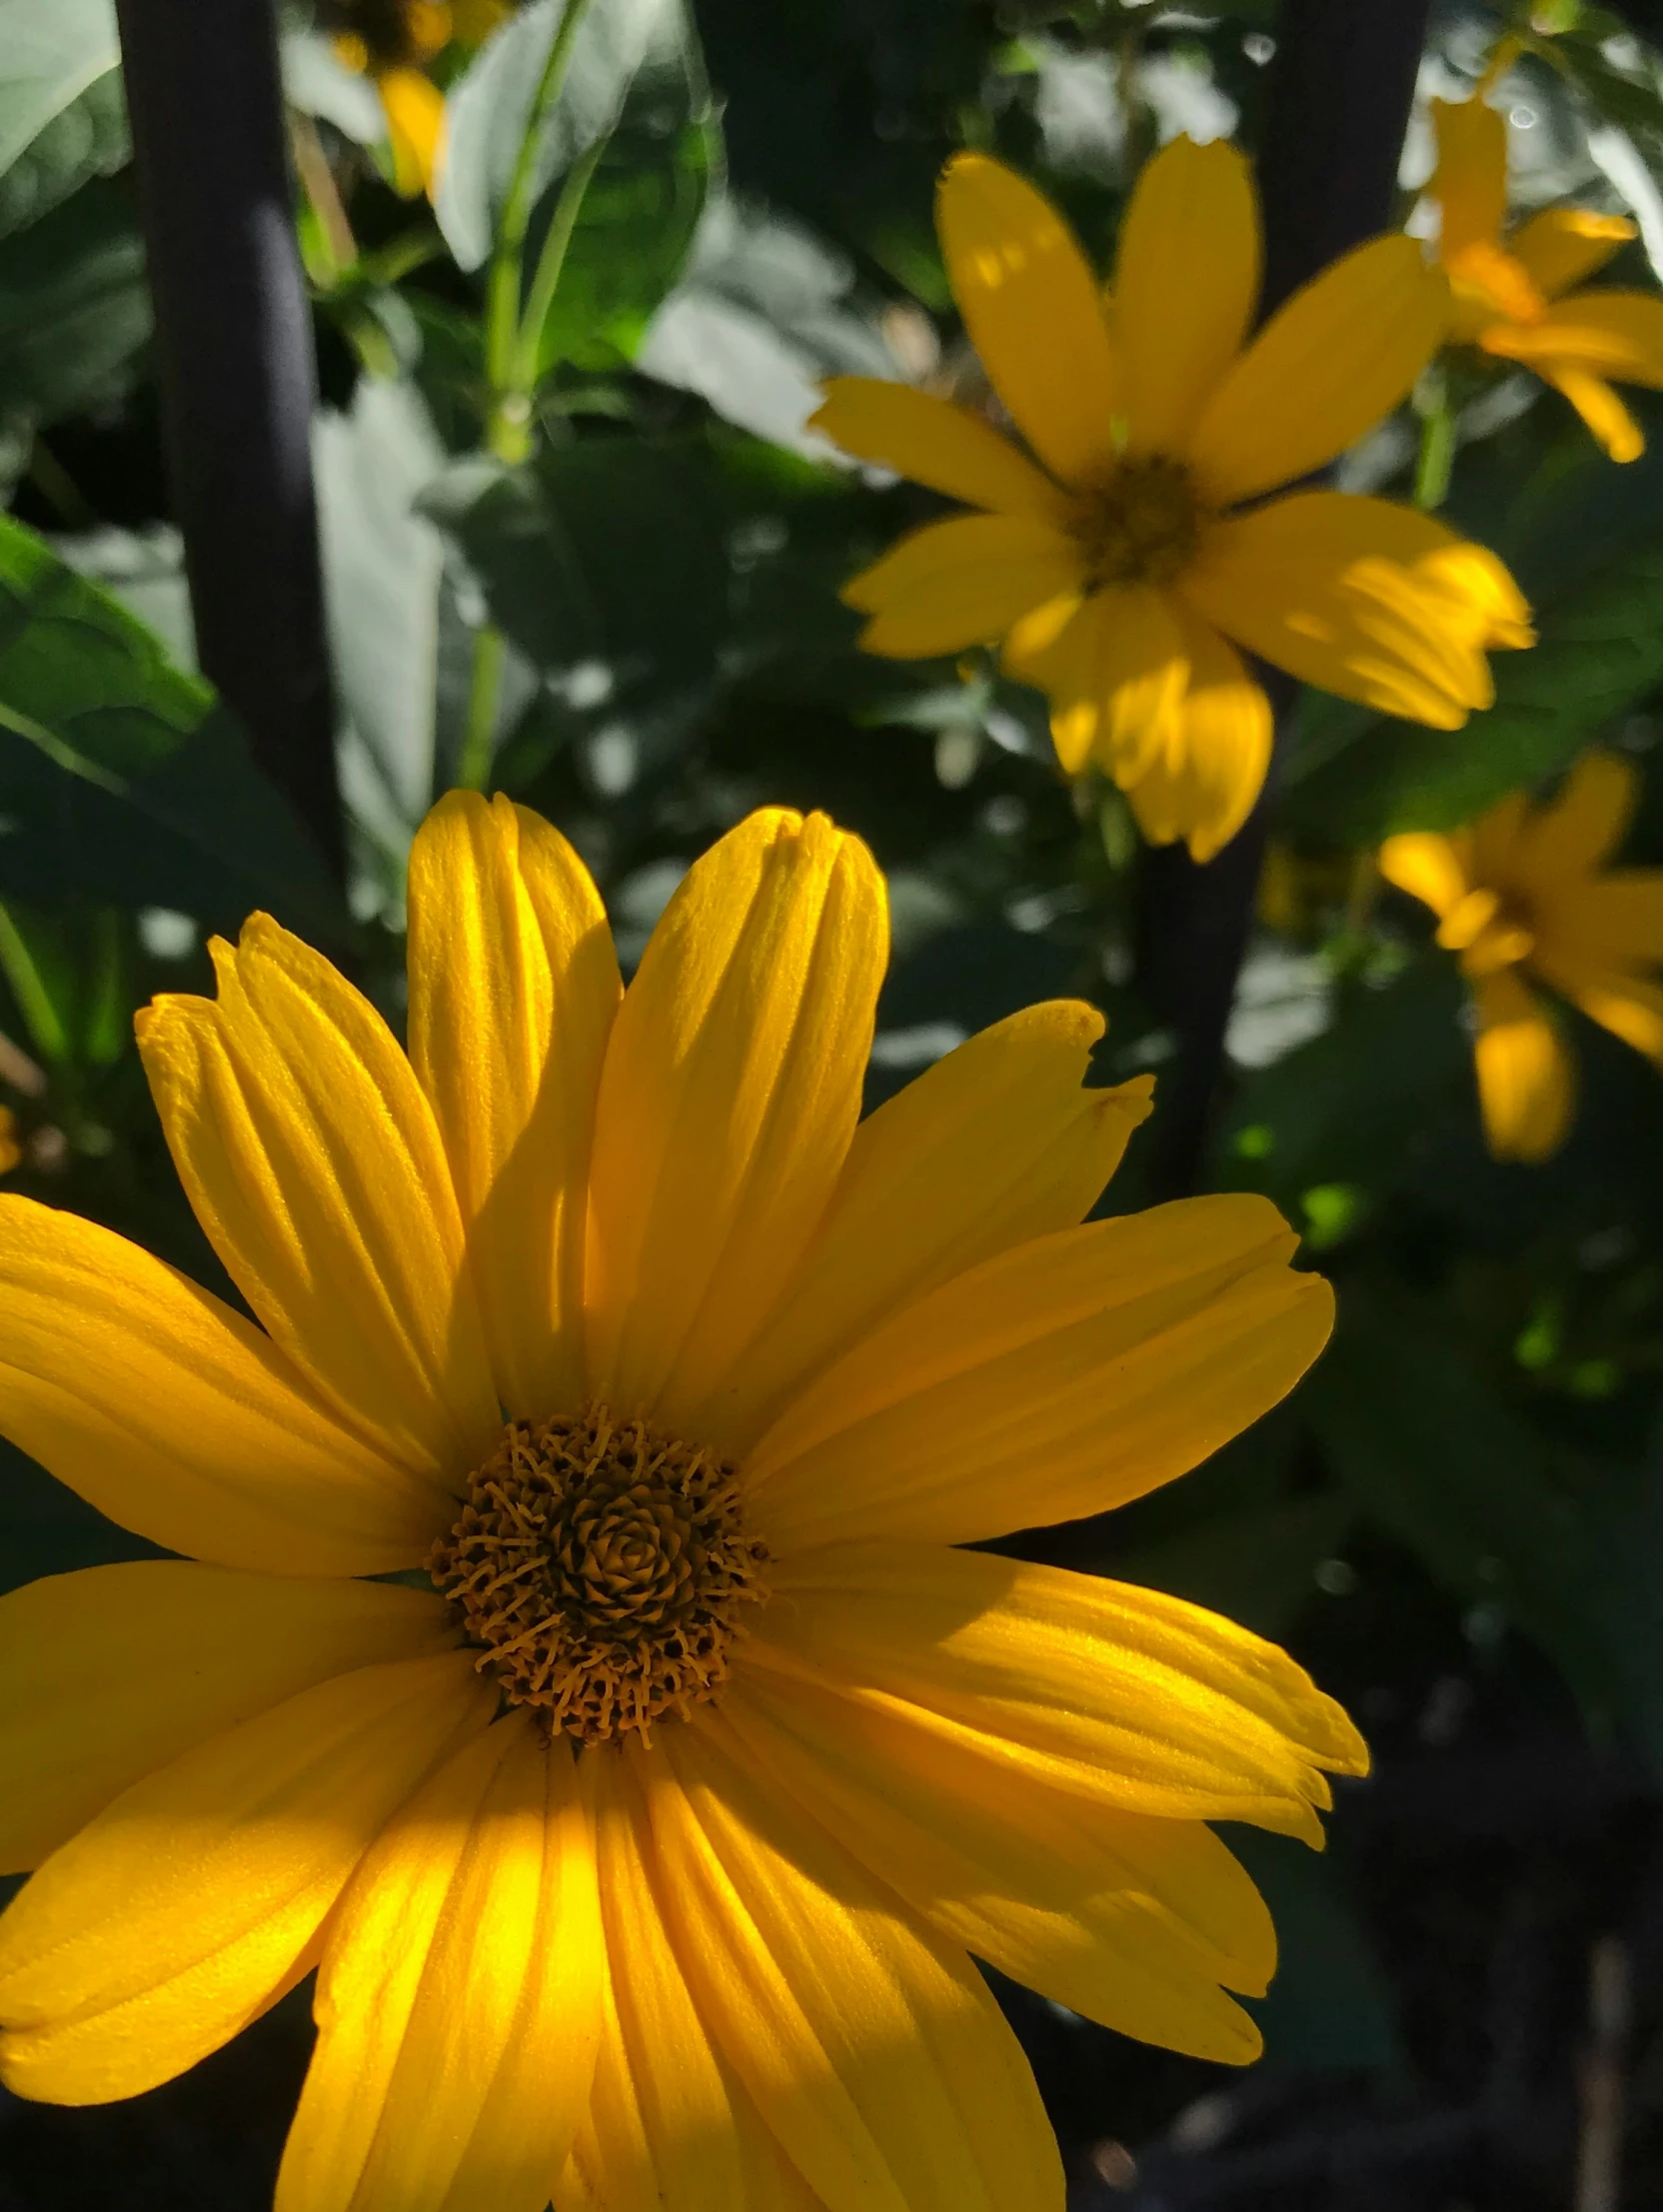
xmin=0 ymin=1107 xmax=17 ymax=1176
xmin=815 ymin=141 xmax=1531 ymax=864
xmin=0 ymin=796 xmax=1362 ymax=2210
xmin=329 ymin=0 xmax=454 ymax=199
xmin=1424 ymin=96 xmax=1663 ymax=462
xmin=1380 ymin=751 xmax=1663 ymax=1161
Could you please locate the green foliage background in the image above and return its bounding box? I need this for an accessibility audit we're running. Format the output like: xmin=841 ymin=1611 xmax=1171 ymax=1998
xmin=6 ymin=0 xmax=1663 ymax=2201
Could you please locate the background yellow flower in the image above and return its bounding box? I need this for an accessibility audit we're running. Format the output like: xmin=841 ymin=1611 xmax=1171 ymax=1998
xmin=816 ymin=139 xmax=1530 ymax=865
xmin=1380 ymin=750 xmax=1663 ymax=1160
xmin=0 ymin=796 xmax=1360 ymax=2210
xmin=1425 ymin=94 xmax=1663 ymax=461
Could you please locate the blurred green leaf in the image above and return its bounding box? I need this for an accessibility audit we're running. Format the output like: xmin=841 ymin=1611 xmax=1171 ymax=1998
xmin=0 ymin=0 xmax=122 ymax=241
xmin=0 ymin=1433 xmax=164 ymax=1600
xmin=1228 ymin=1828 xmax=1402 ymax=2075
xmin=1216 ymin=959 xmax=1470 ymax=1201
xmin=436 ymin=0 xmax=696 ymax=273
xmin=1284 ymin=537 xmax=1663 ymax=842
xmin=0 ymin=513 xmax=351 ymax=943
xmin=0 ymin=66 xmax=126 ymax=243
xmin=1117 ymin=1491 xmax=1355 ymax=1640
xmin=0 ymin=174 xmax=149 ymax=424
xmin=423 ymin=434 xmax=729 ymax=707
xmin=532 ymin=107 xmax=717 ymax=374
xmin=1307 ymin=1312 xmax=1616 ymax=1709
xmin=638 ymin=196 xmax=896 ymax=453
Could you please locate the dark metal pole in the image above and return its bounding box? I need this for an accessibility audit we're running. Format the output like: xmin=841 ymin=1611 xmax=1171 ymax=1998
xmin=1132 ymin=0 xmax=1432 ymax=1197
xmin=113 ymin=0 xmax=345 ymax=884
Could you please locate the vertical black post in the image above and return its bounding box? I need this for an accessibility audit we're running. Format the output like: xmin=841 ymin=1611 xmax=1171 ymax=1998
xmin=113 ymin=0 xmax=345 ymax=884
xmin=1133 ymin=0 xmax=1432 ymax=1197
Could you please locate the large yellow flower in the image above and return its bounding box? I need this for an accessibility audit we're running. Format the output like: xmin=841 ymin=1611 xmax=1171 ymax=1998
xmin=1381 ymin=751 xmax=1663 ymax=1161
xmin=1425 ymin=96 xmax=1663 ymax=462
xmin=0 ymin=797 xmax=1362 ymax=2211
xmin=815 ymin=139 xmax=1531 ymax=864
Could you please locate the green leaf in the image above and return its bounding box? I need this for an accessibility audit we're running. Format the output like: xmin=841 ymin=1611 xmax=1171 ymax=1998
xmin=1215 ymin=959 xmax=1470 ymax=1202
xmin=0 ymin=1434 xmax=165 ymax=1601
xmin=1116 ymin=1491 xmax=1355 ymax=1641
xmin=0 ymin=513 xmax=352 ymax=944
xmin=1283 ymin=537 xmax=1663 ymax=844
xmin=1226 ymin=1829 xmax=1402 ymax=2075
xmin=0 ymin=64 xmax=127 ymax=242
xmin=1307 ymin=1312 xmax=1616 ymax=1709
xmin=435 ymin=0 xmax=696 ymax=273
xmin=422 ymin=435 xmax=729 ymax=706
xmin=530 ymin=107 xmax=717 ymax=374
xmin=0 ymin=0 xmax=122 ymax=235
xmin=0 ymin=174 xmax=150 ymax=424
xmin=638 ymin=196 xmax=896 ymax=454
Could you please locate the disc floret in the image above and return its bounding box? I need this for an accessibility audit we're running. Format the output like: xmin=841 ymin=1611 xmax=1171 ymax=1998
xmin=430 ymin=1406 xmax=771 ymax=1742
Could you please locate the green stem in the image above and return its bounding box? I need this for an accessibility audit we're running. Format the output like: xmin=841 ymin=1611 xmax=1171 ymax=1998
xmin=455 ymin=624 xmax=508 ymax=793
xmin=512 ymin=136 xmax=607 ymax=394
xmin=484 ymin=0 xmax=599 ymax=460
xmin=1414 ymin=389 xmax=1457 ymax=511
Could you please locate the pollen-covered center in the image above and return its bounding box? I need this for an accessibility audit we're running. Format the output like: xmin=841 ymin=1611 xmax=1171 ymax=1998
xmin=1069 ymin=455 xmax=1203 ymax=590
xmin=430 ymin=1407 xmax=771 ymax=1743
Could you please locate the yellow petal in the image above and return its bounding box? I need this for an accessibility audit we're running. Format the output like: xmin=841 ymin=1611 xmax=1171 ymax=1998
xmin=585 ymin=811 xmax=886 ymax=1433
xmin=0 ymin=1196 xmax=443 ymax=1576
xmin=0 ymin=1564 xmax=453 ymax=1875
xmin=379 ymin=67 xmax=446 ymax=200
xmin=845 ymin=514 xmax=1081 ymax=659
xmin=1471 ymin=970 xmax=1575 ymax=1161
xmin=552 ymin=1756 xmax=770 ymax=2212
xmin=138 ymin=916 xmax=500 ymax=1480
xmin=746 ymin=1193 xmax=1332 ymax=1551
xmin=1187 ymin=237 xmax=1443 ymax=504
xmin=1539 ymin=363 xmax=1646 ymax=461
xmin=1429 ymin=97 xmax=1508 ymax=261
xmin=810 ymin=379 xmax=1068 ymax=521
xmin=639 ymin=1720 xmax=1064 ymax=2212
xmin=1488 ymin=289 xmax=1663 ymax=387
xmin=934 ymin=153 xmax=1118 ymax=485
xmin=1120 ymin=611 xmax=1271 ymax=864
xmin=1011 ymin=585 xmax=1187 ymax=781
xmin=696 ymin=1005 xmax=1149 ymax=1455
xmin=0 ymin=1652 xmax=494 ymax=2104
xmin=277 ymin=1717 xmax=602 ymax=2212
xmin=1378 ymin=831 xmax=1473 ymax=920
xmin=747 ymin=1543 xmax=1367 ymax=1846
xmin=407 ymin=793 xmax=621 ymax=1423
xmin=1115 ymin=136 xmax=1261 ymax=454
xmin=722 ymin=1669 xmax=1273 ymax=2064
xmin=1536 ymin=957 xmax=1663 ymax=1068
xmin=1184 ymin=491 xmax=1527 ymax=727
xmin=1550 ymin=873 xmax=1663 ymax=967
xmin=1516 ymin=749 xmax=1637 ymax=884
xmin=1509 ymin=208 xmax=1635 ymax=299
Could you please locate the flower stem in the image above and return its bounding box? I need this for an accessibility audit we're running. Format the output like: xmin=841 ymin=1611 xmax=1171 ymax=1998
xmin=1415 ymin=385 xmax=1457 ymax=510
xmin=484 ymin=0 xmax=598 ymax=463
xmin=456 ymin=623 xmax=508 ymax=794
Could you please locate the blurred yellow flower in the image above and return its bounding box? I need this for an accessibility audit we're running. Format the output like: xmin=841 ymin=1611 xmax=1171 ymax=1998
xmin=1381 ymin=751 xmax=1663 ymax=1161
xmin=1425 ymin=96 xmax=1663 ymax=461
xmin=0 ymin=794 xmax=1362 ymax=2209
xmin=327 ymin=0 xmax=510 ymax=200
xmin=816 ymin=139 xmax=1531 ymax=864
xmin=0 ymin=1107 xmax=17 ymax=1177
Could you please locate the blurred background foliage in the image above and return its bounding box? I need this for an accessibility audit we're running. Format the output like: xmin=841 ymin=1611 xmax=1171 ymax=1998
xmin=6 ymin=0 xmax=1663 ymax=2206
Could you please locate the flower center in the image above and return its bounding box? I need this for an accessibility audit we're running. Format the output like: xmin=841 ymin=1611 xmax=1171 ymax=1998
xmin=1444 ymin=240 xmax=1546 ymax=338
xmin=430 ymin=1406 xmax=771 ymax=1743
xmin=1439 ymin=885 xmax=1536 ymax=977
xmin=1069 ymin=455 xmax=1203 ymax=590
